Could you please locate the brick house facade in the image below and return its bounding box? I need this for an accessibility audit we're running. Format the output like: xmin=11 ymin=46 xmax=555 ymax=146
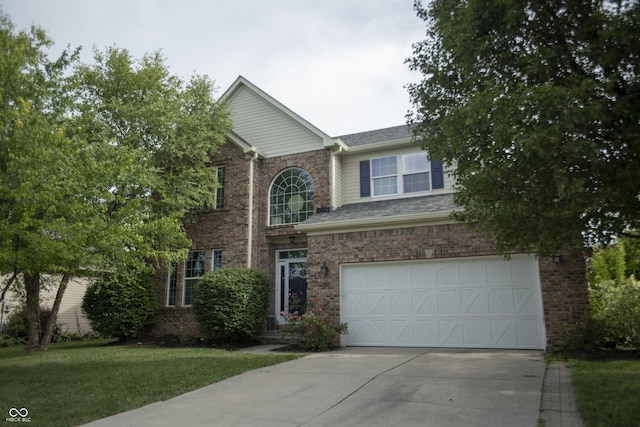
xmin=151 ymin=76 xmax=589 ymax=350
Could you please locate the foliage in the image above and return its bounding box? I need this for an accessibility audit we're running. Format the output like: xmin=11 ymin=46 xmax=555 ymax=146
xmin=82 ymin=272 xmax=158 ymax=339
xmin=3 ymin=305 xmax=56 ymax=340
xmin=0 ymin=13 xmax=231 ymax=350
xmin=589 ymin=243 xmax=627 ymax=287
xmin=282 ymin=302 xmax=348 ymax=352
xmin=0 ymin=334 xmax=26 ymax=348
xmin=192 ymin=268 xmax=270 ymax=342
xmin=621 ymin=232 xmax=640 ymax=279
xmin=591 ymin=277 xmax=640 ymax=348
xmin=0 ymin=339 xmax=300 ymax=427
xmin=570 ymin=359 xmax=640 ymax=427
xmin=407 ymin=0 xmax=640 ymax=256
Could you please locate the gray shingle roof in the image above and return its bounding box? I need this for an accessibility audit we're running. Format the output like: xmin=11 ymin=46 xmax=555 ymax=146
xmin=301 ymin=193 xmax=457 ymax=226
xmin=335 ymin=125 xmax=411 ymax=147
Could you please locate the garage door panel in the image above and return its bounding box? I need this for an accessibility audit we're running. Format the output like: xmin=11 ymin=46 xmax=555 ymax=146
xmin=514 ymin=288 xmax=538 ymax=314
xmin=342 ymin=256 xmax=545 ymax=349
xmin=348 ymin=319 xmax=386 ymax=346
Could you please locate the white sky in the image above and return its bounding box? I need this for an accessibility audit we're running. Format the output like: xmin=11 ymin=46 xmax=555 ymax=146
xmin=0 ymin=0 xmax=426 ymax=136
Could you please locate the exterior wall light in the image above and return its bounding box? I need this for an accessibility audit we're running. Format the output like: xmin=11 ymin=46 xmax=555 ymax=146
xmin=553 ymin=253 xmax=562 ymax=264
xmin=320 ymin=262 xmax=329 ymax=275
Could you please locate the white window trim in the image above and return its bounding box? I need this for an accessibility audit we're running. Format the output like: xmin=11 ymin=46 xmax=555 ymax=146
xmin=268 ymin=167 xmax=315 ymax=226
xmin=211 ymin=249 xmax=222 ymax=270
xmin=183 ymin=250 xmax=205 ymax=307
xmin=371 ymin=154 xmax=432 ymax=199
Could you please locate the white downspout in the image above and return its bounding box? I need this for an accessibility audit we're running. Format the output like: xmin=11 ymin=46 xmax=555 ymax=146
xmin=246 ymin=151 xmax=258 ymax=268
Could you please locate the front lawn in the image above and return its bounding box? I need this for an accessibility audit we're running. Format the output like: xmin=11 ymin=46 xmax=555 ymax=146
xmin=0 ymin=339 xmax=301 ymax=427
xmin=569 ymin=358 xmax=640 ymax=427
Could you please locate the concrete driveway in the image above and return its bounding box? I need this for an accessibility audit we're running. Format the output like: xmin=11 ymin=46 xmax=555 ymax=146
xmin=83 ymin=347 xmax=545 ymax=427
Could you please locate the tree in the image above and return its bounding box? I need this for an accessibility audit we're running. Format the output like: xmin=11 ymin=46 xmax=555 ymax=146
xmin=406 ymin=0 xmax=640 ymax=256
xmin=0 ymin=13 xmax=231 ymax=350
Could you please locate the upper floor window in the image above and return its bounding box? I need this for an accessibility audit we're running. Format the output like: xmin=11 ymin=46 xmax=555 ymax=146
xmin=269 ymin=168 xmax=314 ymax=225
xmin=360 ymin=153 xmax=444 ymax=198
xmin=215 ymin=166 xmax=225 ymax=209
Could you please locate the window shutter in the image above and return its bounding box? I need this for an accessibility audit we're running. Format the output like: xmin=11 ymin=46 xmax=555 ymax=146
xmin=431 ymin=159 xmax=444 ymax=189
xmin=359 ymin=160 xmax=371 ymax=197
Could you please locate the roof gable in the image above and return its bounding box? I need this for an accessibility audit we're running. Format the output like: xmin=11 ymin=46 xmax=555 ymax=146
xmin=221 ymin=76 xmax=335 ymax=158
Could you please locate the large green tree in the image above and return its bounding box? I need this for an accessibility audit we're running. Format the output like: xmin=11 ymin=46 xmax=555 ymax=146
xmin=0 ymin=13 xmax=231 ymax=350
xmin=406 ymin=0 xmax=640 ymax=256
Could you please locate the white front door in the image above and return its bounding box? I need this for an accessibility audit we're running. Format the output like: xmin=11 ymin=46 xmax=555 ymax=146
xmin=276 ymin=250 xmax=308 ymax=325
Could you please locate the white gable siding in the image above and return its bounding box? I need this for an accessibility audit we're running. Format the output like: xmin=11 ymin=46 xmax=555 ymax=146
xmin=342 ymin=145 xmax=455 ymax=205
xmin=228 ymin=87 xmax=324 ymax=158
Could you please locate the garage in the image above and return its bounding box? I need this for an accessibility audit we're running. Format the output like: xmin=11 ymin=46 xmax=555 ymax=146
xmin=341 ymin=255 xmax=545 ymax=349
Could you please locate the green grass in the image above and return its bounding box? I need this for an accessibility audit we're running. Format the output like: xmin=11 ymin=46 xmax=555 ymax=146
xmin=569 ymin=358 xmax=640 ymax=427
xmin=0 ymin=339 xmax=302 ymax=427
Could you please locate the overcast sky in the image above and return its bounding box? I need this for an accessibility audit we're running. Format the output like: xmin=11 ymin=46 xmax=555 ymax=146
xmin=0 ymin=0 xmax=426 ymax=136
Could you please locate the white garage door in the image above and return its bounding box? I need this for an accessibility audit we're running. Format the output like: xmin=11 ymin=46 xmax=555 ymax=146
xmin=341 ymin=255 xmax=545 ymax=349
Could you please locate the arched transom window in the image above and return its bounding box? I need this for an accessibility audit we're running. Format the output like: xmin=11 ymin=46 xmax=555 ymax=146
xmin=269 ymin=168 xmax=314 ymax=225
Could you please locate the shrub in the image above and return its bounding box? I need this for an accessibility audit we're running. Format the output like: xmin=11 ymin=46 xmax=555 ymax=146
xmin=192 ymin=268 xmax=269 ymax=342
xmin=0 ymin=334 xmax=26 ymax=348
xmin=3 ymin=305 xmax=57 ymax=341
xmin=592 ymin=276 xmax=640 ymax=348
xmin=282 ymin=302 xmax=348 ymax=352
xmin=82 ymin=271 xmax=158 ymax=340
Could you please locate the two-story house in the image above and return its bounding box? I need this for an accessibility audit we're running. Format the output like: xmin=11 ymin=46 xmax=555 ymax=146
xmin=152 ymin=76 xmax=589 ymax=350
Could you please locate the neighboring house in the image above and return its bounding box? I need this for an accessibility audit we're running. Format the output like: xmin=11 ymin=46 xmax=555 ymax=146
xmin=152 ymin=76 xmax=589 ymax=351
xmin=1 ymin=276 xmax=92 ymax=335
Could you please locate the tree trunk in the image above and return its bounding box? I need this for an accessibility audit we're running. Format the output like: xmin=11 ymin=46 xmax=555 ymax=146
xmin=37 ymin=273 xmax=70 ymax=351
xmin=0 ymin=270 xmax=18 ymax=304
xmin=24 ymin=272 xmax=41 ymax=351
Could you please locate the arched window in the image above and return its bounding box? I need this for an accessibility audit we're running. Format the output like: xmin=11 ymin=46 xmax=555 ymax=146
xmin=269 ymin=168 xmax=314 ymax=225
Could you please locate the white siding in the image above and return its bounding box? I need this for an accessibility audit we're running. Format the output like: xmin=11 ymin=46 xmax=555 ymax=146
xmin=332 ymin=153 xmax=344 ymax=209
xmin=341 ymin=145 xmax=455 ymax=205
xmin=228 ymin=87 xmax=324 ymax=158
xmin=4 ymin=276 xmax=93 ymax=335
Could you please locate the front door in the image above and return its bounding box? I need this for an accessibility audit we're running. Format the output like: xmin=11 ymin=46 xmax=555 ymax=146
xmin=276 ymin=250 xmax=307 ymax=325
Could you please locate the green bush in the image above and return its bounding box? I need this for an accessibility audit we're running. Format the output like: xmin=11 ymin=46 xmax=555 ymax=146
xmin=3 ymin=305 xmax=56 ymax=340
xmin=592 ymin=277 xmax=640 ymax=348
xmin=82 ymin=272 xmax=158 ymax=340
xmin=282 ymin=302 xmax=348 ymax=352
xmin=0 ymin=333 xmax=27 ymax=347
xmin=192 ymin=268 xmax=269 ymax=342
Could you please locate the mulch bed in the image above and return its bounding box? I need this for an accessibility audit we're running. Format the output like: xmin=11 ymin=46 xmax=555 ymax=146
xmin=107 ymin=334 xmax=264 ymax=351
xmin=560 ymin=349 xmax=640 ymax=361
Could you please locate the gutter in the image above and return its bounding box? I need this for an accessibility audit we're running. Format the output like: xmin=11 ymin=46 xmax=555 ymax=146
xmin=295 ymin=210 xmax=456 ymax=236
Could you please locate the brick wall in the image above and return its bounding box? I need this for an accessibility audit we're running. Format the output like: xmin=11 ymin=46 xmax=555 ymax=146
xmin=151 ymin=142 xmax=252 ymax=337
xmin=306 ymin=223 xmax=589 ymax=350
xmin=151 ymin=146 xmax=333 ymax=337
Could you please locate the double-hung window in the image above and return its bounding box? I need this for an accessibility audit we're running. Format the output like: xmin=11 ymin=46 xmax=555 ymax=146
xmin=371 ymin=156 xmax=398 ymax=196
xmin=212 ymin=249 xmax=222 ymax=270
xmin=183 ymin=250 xmax=205 ymax=306
xmin=368 ymin=153 xmax=433 ymax=197
xmin=402 ymin=153 xmax=430 ymax=193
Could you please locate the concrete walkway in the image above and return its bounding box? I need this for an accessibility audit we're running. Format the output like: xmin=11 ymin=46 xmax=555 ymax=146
xmin=83 ymin=347 xmax=549 ymax=427
xmin=539 ymin=362 xmax=583 ymax=426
